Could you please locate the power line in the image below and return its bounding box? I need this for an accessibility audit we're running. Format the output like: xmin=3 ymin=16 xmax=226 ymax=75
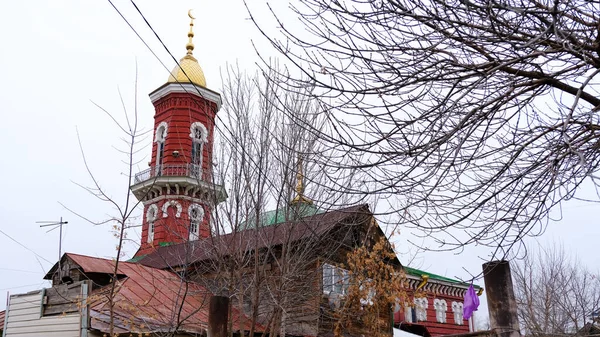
xmin=0 ymin=267 xmax=42 ymax=274
xmin=106 ymin=1 xmax=347 ymax=232
xmin=0 ymin=228 xmax=53 ymax=265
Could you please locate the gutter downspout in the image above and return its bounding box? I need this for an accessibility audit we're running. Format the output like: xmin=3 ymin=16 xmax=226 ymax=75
xmin=415 ymin=275 xmax=429 ymax=292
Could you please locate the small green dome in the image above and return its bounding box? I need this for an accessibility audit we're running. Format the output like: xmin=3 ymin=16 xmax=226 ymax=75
xmin=239 ymin=203 xmax=322 ymax=231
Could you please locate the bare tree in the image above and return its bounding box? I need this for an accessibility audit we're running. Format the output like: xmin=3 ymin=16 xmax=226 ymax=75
xmin=247 ymin=0 xmax=600 ymax=254
xmin=512 ymin=244 xmax=600 ymax=337
xmin=64 ymin=67 xmax=216 ymax=337
xmin=208 ymin=63 xmax=349 ymax=337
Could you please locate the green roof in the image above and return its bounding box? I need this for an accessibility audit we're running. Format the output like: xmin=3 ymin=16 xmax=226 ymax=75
xmin=127 ymin=254 xmax=146 ymax=263
xmin=238 ymin=203 xmax=323 ymax=231
xmin=404 ymin=266 xmax=481 ymax=288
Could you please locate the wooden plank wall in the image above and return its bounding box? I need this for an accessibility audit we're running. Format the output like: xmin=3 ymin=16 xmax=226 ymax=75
xmin=4 ymin=287 xmax=82 ymax=337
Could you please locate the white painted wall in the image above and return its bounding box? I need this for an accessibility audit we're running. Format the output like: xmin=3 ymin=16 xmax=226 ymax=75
xmin=4 ymin=290 xmax=81 ymax=337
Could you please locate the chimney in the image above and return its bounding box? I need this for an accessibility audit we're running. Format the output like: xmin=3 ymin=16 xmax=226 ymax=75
xmin=482 ymin=260 xmax=520 ymax=337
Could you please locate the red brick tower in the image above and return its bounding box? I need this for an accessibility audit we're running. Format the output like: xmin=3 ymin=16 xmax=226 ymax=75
xmin=131 ymin=13 xmax=226 ymax=256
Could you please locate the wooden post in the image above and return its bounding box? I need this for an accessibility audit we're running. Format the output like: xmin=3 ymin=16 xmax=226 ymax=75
xmin=208 ymin=295 xmax=229 ymax=337
xmin=482 ymin=261 xmax=520 ymax=337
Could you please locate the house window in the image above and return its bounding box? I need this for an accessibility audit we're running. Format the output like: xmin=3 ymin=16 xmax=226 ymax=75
xmin=188 ymin=203 xmax=204 ymax=241
xmin=146 ymin=204 xmax=158 ymax=243
xmin=452 ymin=301 xmax=464 ymax=325
xmin=414 ymin=297 xmax=428 ymax=321
xmin=322 ymin=263 xmax=349 ymax=295
xmin=404 ymin=303 xmax=415 ymax=323
xmin=190 ymin=122 xmax=208 ymax=179
xmin=434 ymin=299 xmax=447 ymax=323
xmin=155 ymin=122 xmax=168 ymax=176
xmin=191 ymin=141 xmax=203 ymax=178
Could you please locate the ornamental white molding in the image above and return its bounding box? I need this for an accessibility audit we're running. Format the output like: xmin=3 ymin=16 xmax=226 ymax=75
xmin=434 ymin=299 xmax=448 ymax=323
xmin=150 ymin=83 xmax=222 ymax=110
xmin=155 ymin=122 xmax=168 ymax=143
xmin=190 ymin=122 xmax=209 ymax=143
xmin=146 ymin=204 xmax=159 ymax=221
xmin=162 ymin=200 xmax=182 ymax=218
xmin=452 ymin=301 xmax=464 ymax=325
xmin=414 ymin=297 xmax=428 ymax=321
xmin=188 ymin=203 xmax=205 ymax=222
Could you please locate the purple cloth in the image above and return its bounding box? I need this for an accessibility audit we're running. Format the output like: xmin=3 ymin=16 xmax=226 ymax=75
xmin=463 ymin=284 xmax=480 ymax=320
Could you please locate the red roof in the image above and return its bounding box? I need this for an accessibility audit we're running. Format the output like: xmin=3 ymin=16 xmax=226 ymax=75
xmin=60 ymin=253 xmax=260 ymax=334
xmin=138 ymin=204 xmax=372 ymax=269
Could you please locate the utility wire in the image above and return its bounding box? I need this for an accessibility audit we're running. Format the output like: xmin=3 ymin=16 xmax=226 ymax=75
xmin=110 ymin=0 xmax=328 ymax=213
xmin=0 ymin=229 xmax=53 ymax=265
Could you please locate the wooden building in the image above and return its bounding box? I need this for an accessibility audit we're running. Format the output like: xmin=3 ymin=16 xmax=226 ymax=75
xmin=2 ymin=13 xmax=484 ymax=337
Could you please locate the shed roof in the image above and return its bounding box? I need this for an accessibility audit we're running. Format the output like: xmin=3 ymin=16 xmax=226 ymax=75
xmin=137 ymin=204 xmax=374 ymax=269
xmin=46 ymin=253 xmax=260 ymax=334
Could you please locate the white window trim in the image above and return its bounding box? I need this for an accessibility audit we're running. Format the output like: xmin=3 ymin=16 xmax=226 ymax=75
xmin=404 ymin=303 xmax=414 ymax=323
xmin=155 ymin=122 xmax=168 ymax=176
xmin=146 ymin=204 xmax=158 ymax=243
xmin=162 ymin=200 xmax=182 ymax=218
xmin=189 ymin=122 xmax=209 ymax=143
xmin=155 ymin=122 xmax=168 ymax=143
xmin=322 ymin=263 xmax=350 ymax=296
xmin=188 ymin=203 xmax=204 ymax=241
xmin=452 ymin=301 xmax=464 ymax=325
xmin=434 ymin=298 xmax=448 ymax=323
xmin=414 ymin=297 xmax=428 ymax=321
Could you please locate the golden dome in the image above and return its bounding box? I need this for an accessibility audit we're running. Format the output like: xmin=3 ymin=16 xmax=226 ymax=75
xmin=166 ymin=10 xmax=206 ymax=88
xmin=167 ymin=54 xmax=206 ymax=87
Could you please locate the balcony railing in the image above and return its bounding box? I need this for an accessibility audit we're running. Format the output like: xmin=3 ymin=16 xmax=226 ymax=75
xmin=134 ymin=164 xmax=202 ymax=184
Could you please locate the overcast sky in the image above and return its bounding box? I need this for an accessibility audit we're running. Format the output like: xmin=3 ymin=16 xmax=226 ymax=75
xmin=1 ymin=1 xmax=599 ymax=324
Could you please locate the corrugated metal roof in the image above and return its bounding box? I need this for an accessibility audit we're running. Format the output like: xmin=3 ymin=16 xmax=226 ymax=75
xmin=52 ymin=254 xmax=260 ymax=334
xmin=138 ymin=204 xmax=372 ymax=269
xmin=404 ymin=266 xmax=482 ymax=288
xmin=43 ymin=252 xmax=126 ymax=280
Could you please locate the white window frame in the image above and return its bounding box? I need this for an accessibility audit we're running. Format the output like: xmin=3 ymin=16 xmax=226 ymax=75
xmin=146 ymin=204 xmax=158 ymax=243
xmin=322 ymin=263 xmax=349 ymax=296
xmin=404 ymin=303 xmax=414 ymax=323
xmin=155 ymin=122 xmax=168 ymax=176
xmin=188 ymin=203 xmax=204 ymax=241
xmin=434 ymin=298 xmax=448 ymax=323
xmin=414 ymin=297 xmax=428 ymax=321
xmin=190 ymin=122 xmax=208 ymax=179
xmin=452 ymin=301 xmax=464 ymax=325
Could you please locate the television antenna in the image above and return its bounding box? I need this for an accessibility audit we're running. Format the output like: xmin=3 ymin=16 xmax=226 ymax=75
xmin=37 ymin=217 xmax=68 ymax=281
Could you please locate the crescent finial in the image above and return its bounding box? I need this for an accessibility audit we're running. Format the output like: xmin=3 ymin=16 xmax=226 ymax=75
xmin=186 ymin=10 xmax=196 ymax=55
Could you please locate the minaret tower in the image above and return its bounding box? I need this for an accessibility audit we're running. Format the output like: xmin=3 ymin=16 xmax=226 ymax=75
xmin=131 ymin=11 xmax=226 ymax=256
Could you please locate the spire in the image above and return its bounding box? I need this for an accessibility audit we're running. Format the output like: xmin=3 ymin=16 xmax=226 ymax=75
xmin=291 ymin=155 xmax=313 ymax=205
xmin=186 ymin=9 xmax=195 ymax=55
xmin=166 ymin=10 xmax=207 ymax=87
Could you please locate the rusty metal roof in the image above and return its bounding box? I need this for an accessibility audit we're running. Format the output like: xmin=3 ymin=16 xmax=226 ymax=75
xmin=137 ymin=204 xmax=372 ymax=269
xmin=0 ymin=310 xmax=5 ymax=330
xmin=48 ymin=253 xmax=260 ymax=334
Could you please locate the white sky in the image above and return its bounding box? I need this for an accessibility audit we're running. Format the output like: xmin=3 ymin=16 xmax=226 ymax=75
xmin=1 ymin=1 xmax=599 ymax=325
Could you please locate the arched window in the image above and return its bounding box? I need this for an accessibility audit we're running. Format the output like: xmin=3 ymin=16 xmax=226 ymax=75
xmin=414 ymin=297 xmax=428 ymax=321
xmin=188 ymin=203 xmax=204 ymax=241
xmin=146 ymin=204 xmax=158 ymax=243
xmin=452 ymin=301 xmax=464 ymax=325
xmin=434 ymin=299 xmax=448 ymax=323
xmin=162 ymin=200 xmax=182 ymax=218
xmin=189 ymin=122 xmax=208 ymax=179
xmin=155 ymin=122 xmax=168 ymax=176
